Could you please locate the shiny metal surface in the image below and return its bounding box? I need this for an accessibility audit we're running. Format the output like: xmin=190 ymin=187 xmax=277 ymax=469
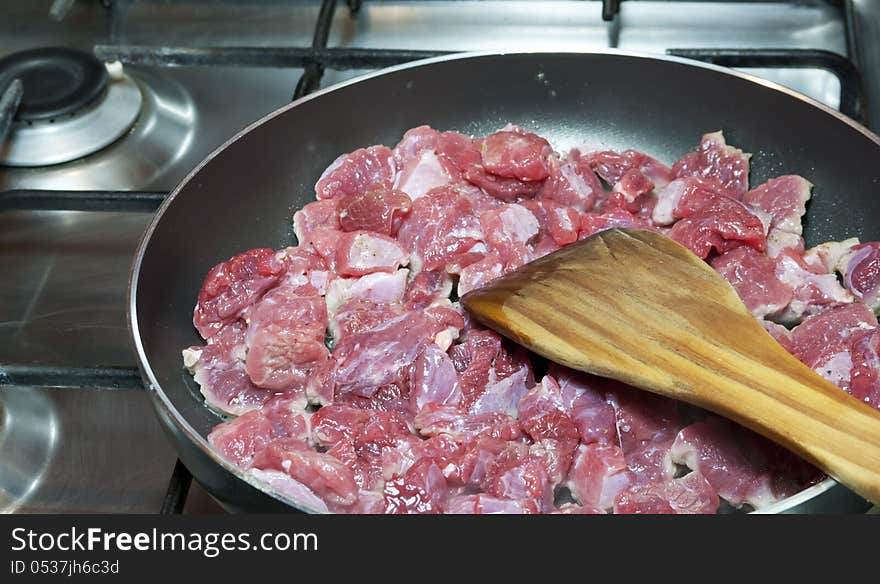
xmin=0 ymin=387 xmax=177 ymax=513
xmin=132 ymin=51 xmax=877 ymax=514
xmin=0 ymin=73 xmax=142 ymax=167
xmin=0 ymin=389 xmax=57 ymax=512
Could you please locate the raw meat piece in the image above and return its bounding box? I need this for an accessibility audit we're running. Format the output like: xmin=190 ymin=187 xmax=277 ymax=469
xmin=479 ymin=203 xmax=541 ymax=266
xmin=624 ymin=439 xmax=676 ymax=484
xmin=565 ymin=443 xmax=631 ymax=510
xmin=450 ymin=329 xmax=534 ymax=411
xmin=613 ymin=471 xmax=718 ymax=514
xmin=578 ymin=208 xmax=653 ymax=240
xmin=607 ymin=168 xmax=656 ymax=215
xmin=479 ymin=128 xmax=552 ymax=181
xmin=517 ymin=376 xmax=581 ymax=447
xmin=329 ymin=299 xmax=403 ymax=341
xmin=244 ymin=286 xmax=328 ymax=390
xmin=790 ymin=303 xmax=880 ymax=404
xmin=803 ymin=238 xmax=859 ymax=273
xmin=529 ymin=438 xmax=577 ymax=487
xmin=337 ymin=187 xmax=411 ymax=235
xmin=446 ymin=494 xmax=539 ymax=514
xmin=463 ymin=165 xmax=545 ymax=201
xmin=743 ymin=175 xmax=812 ymax=235
xmin=457 ymin=251 xmax=506 ymax=295
xmin=671 ymin=417 xmax=787 ymax=509
xmin=193 ymin=248 xmax=286 ymax=339
xmin=183 ymin=322 xmax=280 ymax=415
xmin=383 ymin=458 xmax=448 ymax=514
xmin=582 ymin=148 xmax=673 ymax=188
xmin=334 ymin=231 xmax=408 ymax=277
xmin=315 ymin=145 xmax=396 ymax=201
xmin=651 ymin=176 xmax=729 ymax=226
xmin=774 ymin=249 xmax=853 ymax=322
xmin=329 ymin=310 xmax=456 ymax=398
xmin=766 ymin=229 xmax=805 ymax=259
xmin=469 ymin=365 xmax=531 ymax=417
xmin=606 ymin=382 xmax=682 ymax=453
xmin=251 ymin=440 xmax=359 ymax=508
xmin=761 ymin=319 xmax=795 ymax=353
xmin=553 ymin=503 xmax=605 ymax=514
xmin=248 ymin=468 xmax=329 ymax=512
xmin=550 ymin=366 xmax=619 ymax=445
xmin=392 ymin=125 xmax=480 ymax=172
xmin=208 ymin=410 xmax=274 ymax=468
xmin=394 ymin=148 xmax=461 ymax=200
xmin=410 ymin=343 xmax=462 ymax=412
xmin=396 ymin=185 xmax=485 ymax=273
xmin=667 ymin=194 xmax=767 ymax=259
xmin=539 ymin=156 xmax=604 ymax=212
xmin=482 ymin=441 xmax=554 ymax=511
xmin=292 ymin=200 xmax=340 ymax=245
xmin=522 ymin=200 xmax=581 ymax=247
xmin=403 ymin=270 xmax=453 ymax=309
xmin=325 ymin=269 xmax=408 ymax=315
xmin=414 ymin=403 xmax=522 ymax=442
xmin=840 ymin=242 xmax=880 ymax=310
xmin=711 ymin=246 xmax=793 ymax=318
xmin=671 ymin=131 xmax=750 ymax=198
xmin=277 ymin=246 xmax=330 ymax=295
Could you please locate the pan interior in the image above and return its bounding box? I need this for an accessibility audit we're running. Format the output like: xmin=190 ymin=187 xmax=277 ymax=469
xmin=132 ymin=52 xmax=880 ymax=510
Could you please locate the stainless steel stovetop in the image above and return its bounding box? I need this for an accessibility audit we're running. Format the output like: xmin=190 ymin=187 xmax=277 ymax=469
xmin=1 ymin=0 xmax=878 ymax=514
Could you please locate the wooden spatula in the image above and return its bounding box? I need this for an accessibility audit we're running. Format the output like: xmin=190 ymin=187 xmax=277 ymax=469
xmin=460 ymin=227 xmax=880 ymax=505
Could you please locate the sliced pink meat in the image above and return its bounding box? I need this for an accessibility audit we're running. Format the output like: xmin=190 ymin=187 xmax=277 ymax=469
xmin=539 ymin=156 xmax=604 ymax=212
xmin=396 ymin=185 xmax=485 ymax=273
xmin=315 ymin=145 xmax=396 ymax=201
xmin=565 ymin=443 xmax=631 ymax=510
xmin=774 ymin=249 xmax=853 ymax=322
xmin=183 ymin=322 xmax=280 ymax=415
xmin=671 ymin=131 xmax=750 ymax=198
xmin=582 ymin=148 xmax=673 ymax=189
xmin=208 ymin=410 xmax=274 ymax=468
xmin=446 ymin=494 xmax=539 ymax=514
xmin=334 ymin=231 xmax=408 ymax=277
xmin=482 ymin=442 xmax=554 ymax=511
xmin=848 ymin=328 xmax=880 ymax=408
xmin=325 ymin=269 xmax=409 ymax=315
xmin=607 ymin=168 xmax=656 ymax=216
xmin=337 ymin=187 xmax=411 ymax=236
xmin=403 ymin=270 xmax=453 ymax=309
xmin=292 ymin=200 xmax=340 ymax=246
xmin=244 ymin=286 xmax=328 ymax=390
xmin=841 ymin=242 xmax=880 ymax=310
xmin=394 ymin=148 xmax=461 ymax=201
xmin=671 ymin=417 xmax=790 ymax=509
xmin=469 ymin=366 xmax=531 ymax=418
xmin=450 ymin=329 xmax=533 ymax=411
xmin=578 ymin=208 xmax=653 ymax=240
xmin=329 ymin=311 xmax=449 ymax=398
xmin=551 ymin=367 xmax=618 ymax=446
xmin=193 ymin=248 xmax=286 ymax=339
xmin=329 ymin=299 xmax=403 ymax=341
xmin=711 ymin=245 xmax=793 ymax=318
xmin=651 ymin=176 xmax=729 ymax=226
xmin=480 ymin=128 xmax=552 ymax=181
xmin=410 ymin=343 xmax=462 ymax=412
xmin=383 ymin=458 xmax=448 ymax=514
xmin=414 ymin=403 xmax=522 ymax=442
xmin=743 ymin=175 xmax=812 ymax=235
xmin=248 ymin=468 xmax=329 ymax=512
xmin=606 ymin=382 xmax=682 ymax=454
xmin=457 ymin=251 xmax=506 ymax=296
xmin=667 ymin=194 xmax=767 ymax=259
xmin=251 ymin=440 xmax=359 ymax=509
xmin=614 ymin=471 xmax=718 ymax=514
xmin=517 ymin=375 xmax=581 ymax=448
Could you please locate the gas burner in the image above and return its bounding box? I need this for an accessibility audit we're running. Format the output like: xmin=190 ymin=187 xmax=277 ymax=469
xmin=0 ymin=47 xmax=142 ymax=167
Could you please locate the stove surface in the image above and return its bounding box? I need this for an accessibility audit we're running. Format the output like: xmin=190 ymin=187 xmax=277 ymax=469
xmin=0 ymin=0 xmax=875 ymax=514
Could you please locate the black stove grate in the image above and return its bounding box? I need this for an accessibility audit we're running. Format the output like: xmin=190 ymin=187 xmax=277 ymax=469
xmin=0 ymin=0 xmax=870 ymax=514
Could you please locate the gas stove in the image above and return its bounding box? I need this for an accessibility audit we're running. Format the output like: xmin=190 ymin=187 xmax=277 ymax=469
xmin=1 ymin=0 xmax=877 ymax=514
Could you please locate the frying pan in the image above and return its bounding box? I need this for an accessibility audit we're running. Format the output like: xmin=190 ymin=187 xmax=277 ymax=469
xmin=129 ymin=51 xmax=880 ymax=514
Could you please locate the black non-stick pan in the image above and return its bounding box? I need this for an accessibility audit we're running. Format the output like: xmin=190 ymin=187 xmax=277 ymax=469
xmin=129 ymin=51 xmax=880 ymax=513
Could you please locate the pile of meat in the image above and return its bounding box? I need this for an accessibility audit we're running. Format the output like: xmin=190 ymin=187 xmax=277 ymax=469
xmin=183 ymin=125 xmax=880 ymax=514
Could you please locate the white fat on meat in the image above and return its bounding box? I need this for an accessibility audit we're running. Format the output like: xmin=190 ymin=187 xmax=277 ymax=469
xmin=651 ymin=179 xmax=687 ymax=225
xmin=393 ymin=149 xmax=452 ymax=200
xmin=325 ymin=269 xmax=409 ymax=315
xmin=815 ymin=351 xmax=854 ymax=388
xmin=498 ymin=204 xmax=540 ymax=244
xmin=766 ymin=230 xmax=804 ymax=259
xmin=803 ymin=238 xmax=859 ymax=272
xmin=774 ymin=253 xmax=854 ymax=323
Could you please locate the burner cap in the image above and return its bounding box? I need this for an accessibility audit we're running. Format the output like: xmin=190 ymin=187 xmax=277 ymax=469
xmin=0 ymin=47 xmax=108 ymax=122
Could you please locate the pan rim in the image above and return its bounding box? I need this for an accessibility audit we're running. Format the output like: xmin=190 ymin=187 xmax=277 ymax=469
xmin=129 ymin=48 xmax=875 ymax=514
